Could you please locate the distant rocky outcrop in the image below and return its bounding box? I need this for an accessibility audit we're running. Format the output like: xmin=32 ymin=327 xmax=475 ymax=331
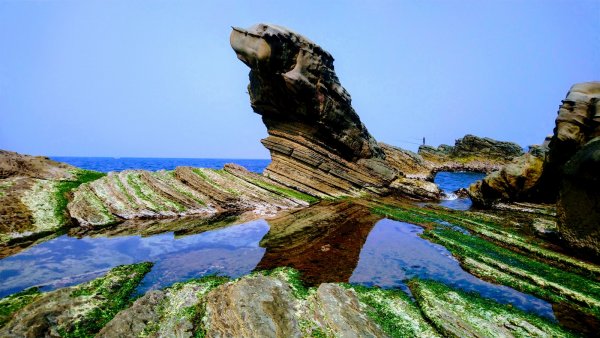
xmin=419 ymin=134 xmax=524 ymax=173
xmin=469 ymin=82 xmax=600 ymax=257
xmin=230 ymin=24 xmax=440 ymax=200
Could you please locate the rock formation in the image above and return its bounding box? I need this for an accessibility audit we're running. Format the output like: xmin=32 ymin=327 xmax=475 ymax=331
xmin=0 ymin=150 xmax=97 ymax=249
xmin=230 ymin=24 xmax=440 ymax=200
xmin=68 ymin=164 xmax=314 ymax=227
xmin=469 ymin=82 xmax=600 ymax=257
xmin=419 ymin=134 xmax=523 ymax=173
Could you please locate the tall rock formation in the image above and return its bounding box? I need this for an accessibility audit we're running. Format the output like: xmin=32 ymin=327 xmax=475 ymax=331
xmin=469 ymin=82 xmax=600 ymax=257
xmin=230 ymin=24 xmax=440 ymax=200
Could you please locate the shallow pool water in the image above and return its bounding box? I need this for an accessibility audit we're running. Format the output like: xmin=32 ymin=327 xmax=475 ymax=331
xmin=0 ymin=220 xmax=268 ymax=297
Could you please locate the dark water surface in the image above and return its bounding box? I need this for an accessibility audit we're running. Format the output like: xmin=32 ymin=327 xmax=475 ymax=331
xmin=51 ymin=157 xmax=271 ymax=173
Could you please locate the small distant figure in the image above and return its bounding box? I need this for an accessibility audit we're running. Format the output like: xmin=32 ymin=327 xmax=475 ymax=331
xmin=423 ymin=137 xmax=426 ymax=146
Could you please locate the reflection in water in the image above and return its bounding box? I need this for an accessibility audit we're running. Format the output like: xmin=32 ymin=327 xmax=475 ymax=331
xmin=350 ymin=219 xmax=555 ymax=319
xmin=0 ymin=220 xmax=268 ymax=298
xmin=257 ymin=201 xmax=381 ymax=285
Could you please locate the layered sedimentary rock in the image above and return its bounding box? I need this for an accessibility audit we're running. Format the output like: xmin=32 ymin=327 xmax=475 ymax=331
xmin=0 ymin=150 xmax=103 ymax=248
xmin=469 ymin=82 xmax=600 ymax=256
xmin=68 ymin=163 xmax=313 ymax=227
xmin=419 ymin=134 xmax=523 ymax=173
xmin=230 ymin=24 xmax=440 ymax=200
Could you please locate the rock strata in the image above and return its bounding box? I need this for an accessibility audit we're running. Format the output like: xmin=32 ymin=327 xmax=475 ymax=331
xmin=231 ymin=24 xmax=440 ymax=200
xmin=68 ymin=163 xmax=313 ymax=228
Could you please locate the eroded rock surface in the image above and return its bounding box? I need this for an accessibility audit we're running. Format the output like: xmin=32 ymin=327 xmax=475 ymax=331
xmin=231 ymin=24 xmax=440 ymax=200
xmin=468 ymin=82 xmax=600 ymax=257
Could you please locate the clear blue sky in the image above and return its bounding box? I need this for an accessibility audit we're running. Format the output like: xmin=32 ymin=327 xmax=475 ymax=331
xmin=1 ymin=0 xmax=598 ymax=158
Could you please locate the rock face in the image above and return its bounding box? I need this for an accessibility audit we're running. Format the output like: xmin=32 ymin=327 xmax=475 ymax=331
xmin=419 ymin=134 xmax=523 ymax=173
xmin=468 ymin=82 xmax=600 ymax=257
xmin=68 ymin=163 xmax=313 ymax=228
xmin=231 ymin=24 xmax=440 ymax=200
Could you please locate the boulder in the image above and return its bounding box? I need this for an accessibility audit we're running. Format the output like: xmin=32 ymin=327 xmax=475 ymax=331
xmin=231 ymin=24 xmax=440 ymax=200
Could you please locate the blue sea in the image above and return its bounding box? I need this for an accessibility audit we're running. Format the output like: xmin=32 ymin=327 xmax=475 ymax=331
xmin=51 ymin=157 xmax=271 ymax=174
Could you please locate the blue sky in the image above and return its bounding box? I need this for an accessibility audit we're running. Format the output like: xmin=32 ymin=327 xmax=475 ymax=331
xmin=0 ymin=0 xmax=598 ymax=158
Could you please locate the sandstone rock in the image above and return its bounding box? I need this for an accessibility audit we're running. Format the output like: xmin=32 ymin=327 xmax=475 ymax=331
xmin=419 ymin=134 xmax=523 ymax=173
xmin=469 ymin=82 xmax=600 ymax=208
xmin=0 ymin=150 xmax=76 ymax=181
xmin=557 ymin=138 xmax=600 ymax=258
xmin=231 ymin=24 xmax=440 ymax=200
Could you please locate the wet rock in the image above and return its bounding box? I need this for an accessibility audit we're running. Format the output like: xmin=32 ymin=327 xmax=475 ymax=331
xmin=557 ymin=138 xmax=600 ymax=258
xmin=231 ymin=24 xmax=440 ymax=200
xmin=419 ymin=134 xmax=523 ymax=173
xmin=0 ymin=262 xmax=152 ymax=337
xmin=453 ymin=188 xmax=469 ymax=198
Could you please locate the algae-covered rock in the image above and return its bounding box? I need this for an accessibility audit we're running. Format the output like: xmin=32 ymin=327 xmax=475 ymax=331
xmin=0 ymin=262 xmax=152 ymax=337
xmin=410 ymin=279 xmax=575 ymax=338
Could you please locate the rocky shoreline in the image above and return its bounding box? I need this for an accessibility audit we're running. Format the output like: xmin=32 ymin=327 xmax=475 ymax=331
xmin=1 ymin=23 xmax=599 ymax=337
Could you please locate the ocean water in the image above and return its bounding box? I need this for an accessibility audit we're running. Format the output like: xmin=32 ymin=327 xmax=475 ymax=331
xmin=434 ymin=171 xmax=486 ymax=210
xmin=51 ymin=157 xmax=271 ymax=173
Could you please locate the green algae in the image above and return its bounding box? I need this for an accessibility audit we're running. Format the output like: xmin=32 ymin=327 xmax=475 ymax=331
xmin=424 ymin=228 xmax=600 ymax=318
xmin=409 ymin=279 xmax=577 ymax=338
xmin=54 ymin=169 xmax=106 ymax=225
xmin=145 ymin=275 xmax=229 ymax=338
xmin=342 ymin=284 xmax=440 ymax=337
xmin=112 ymin=173 xmax=136 ymax=204
xmin=256 ymin=267 xmax=311 ymax=299
xmin=0 ymin=287 xmax=41 ymax=328
xmin=62 ymin=262 xmax=153 ymax=338
xmin=249 ymin=178 xmax=319 ymax=204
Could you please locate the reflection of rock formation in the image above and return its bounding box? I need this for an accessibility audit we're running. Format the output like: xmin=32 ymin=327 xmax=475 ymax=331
xmin=419 ymin=134 xmax=523 ymax=173
xmin=231 ymin=24 xmax=440 ymax=200
xmin=256 ymin=201 xmax=381 ymax=285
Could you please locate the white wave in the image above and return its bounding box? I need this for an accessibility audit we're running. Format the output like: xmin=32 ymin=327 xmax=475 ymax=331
xmin=441 ymin=191 xmax=458 ymax=200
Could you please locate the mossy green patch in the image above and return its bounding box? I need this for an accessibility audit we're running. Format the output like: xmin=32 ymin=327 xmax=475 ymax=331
xmin=250 ymin=178 xmax=319 ymax=204
xmin=410 ymin=279 xmax=577 ymax=338
xmin=424 ymin=227 xmax=600 ymax=318
xmin=257 ymin=267 xmax=310 ymax=299
xmin=0 ymin=287 xmax=41 ymax=328
xmin=62 ymin=262 xmax=153 ymax=337
xmin=55 ymin=169 xmax=106 ymax=225
xmin=342 ymin=284 xmax=440 ymax=337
